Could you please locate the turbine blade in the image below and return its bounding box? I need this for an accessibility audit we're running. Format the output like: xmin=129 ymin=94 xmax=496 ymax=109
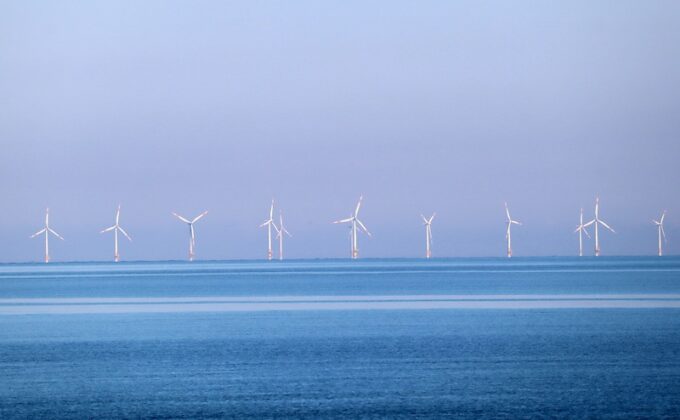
xmin=333 ymin=217 xmax=353 ymax=224
xmin=192 ymin=211 xmax=208 ymax=223
xmin=100 ymin=225 xmax=116 ymax=234
xmin=116 ymin=205 xmax=121 ymax=224
xmin=356 ymin=219 xmax=371 ymax=236
xmin=660 ymin=211 xmax=666 ymax=224
xmin=599 ymin=220 xmax=615 ymax=233
xmin=505 ymin=203 xmax=511 ymax=221
xmin=30 ymin=228 xmax=46 ymax=238
xmin=172 ymin=213 xmax=191 ymax=224
xmin=259 ymin=220 xmax=271 ymax=228
xmin=118 ymin=226 xmax=132 ymax=241
xmin=354 ymin=196 xmax=363 ymax=217
xmin=421 ymin=214 xmax=428 ymax=223
xmin=284 ymin=228 xmax=292 ymax=237
xmin=48 ymin=228 xmax=65 ymax=240
xmin=430 ymin=213 xmax=436 ymax=223
xmin=583 ymin=227 xmax=591 ymax=239
xmin=661 ymin=225 xmax=667 ymax=242
xmin=583 ymin=220 xmax=595 ymax=228
xmin=511 ymin=220 xmax=521 ymax=225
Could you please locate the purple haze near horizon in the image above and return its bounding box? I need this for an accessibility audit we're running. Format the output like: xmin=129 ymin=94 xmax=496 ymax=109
xmin=1 ymin=1 xmax=679 ymax=262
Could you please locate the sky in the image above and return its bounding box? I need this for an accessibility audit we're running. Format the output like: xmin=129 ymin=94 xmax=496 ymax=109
xmin=1 ymin=1 xmax=679 ymax=262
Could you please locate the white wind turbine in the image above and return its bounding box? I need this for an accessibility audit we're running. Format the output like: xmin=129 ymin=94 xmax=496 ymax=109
xmin=259 ymin=200 xmax=276 ymax=260
xmin=652 ymin=210 xmax=667 ymax=256
xmin=333 ymin=196 xmax=371 ymax=259
xmin=30 ymin=208 xmax=64 ymax=263
xmin=582 ymin=197 xmax=615 ymax=257
xmin=505 ymin=202 xmax=522 ymax=258
xmin=273 ymin=211 xmax=292 ymax=261
xmin=100 ymin=204 xmax=132 ymax=262
xmin=574 ymin=207 xmax=591 ymax=257
xmin=172 ymin=210 xmax=208 ymax=261
xmin=421 ymin=213 xmax=436 ymax=259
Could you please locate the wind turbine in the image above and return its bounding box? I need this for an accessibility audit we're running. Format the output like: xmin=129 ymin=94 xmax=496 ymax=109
xmin=652 ymin=210 xmax=667 ymax=256
xmin=273 ymin=211 xmax=292 ymax=260
xmin=421 ymin=213 xmax=436 ymax=258
xmin=30 ymin=208 xmax=64 ymax=263
xmin=504 ymin=202 xmax=522 ymax=258
xmin=259 ymin=200 xmax=276 ymax=260
xmin=172 ymin=210 xmax=208 ymax=261
xmin=333 ymin=196 xmax=371 ymax=259
xmin=583 ymin=197 xmax=615 ymax=256
xmin=574 ymin=207 xmax=591 ymax=257
xmin=100 ymin=204 xmax=132 ymax=262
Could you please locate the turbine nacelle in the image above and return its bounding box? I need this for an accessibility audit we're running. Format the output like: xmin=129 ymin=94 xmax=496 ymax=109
xmin=574 ymin=208 xmax=591 ymax=238
xmin=652 ymin=210 xmax=667 ymax=227
xmin=275 ymin=214 xmax=292 ymax=240
xmin=574 ymin=225 xmax=591 ymax=238
xmin=504 ymin=202 xmax=522 ymax=225
xmin=421 ymin=213 xmax=436 ymax=225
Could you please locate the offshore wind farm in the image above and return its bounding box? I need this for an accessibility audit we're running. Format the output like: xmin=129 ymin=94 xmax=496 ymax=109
xmin=20 ymin=195 xmax=673 ymax=263
xmin=1 ymin=1 xmax=679 ymax=418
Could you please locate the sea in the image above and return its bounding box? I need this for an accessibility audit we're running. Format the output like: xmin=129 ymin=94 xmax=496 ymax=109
xmin=1 ymin=257 xmax=679 ymax=418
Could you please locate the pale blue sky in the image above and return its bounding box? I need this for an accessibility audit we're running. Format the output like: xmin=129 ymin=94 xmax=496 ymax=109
xmin=1 ymin=1 xmax=679 ymax=261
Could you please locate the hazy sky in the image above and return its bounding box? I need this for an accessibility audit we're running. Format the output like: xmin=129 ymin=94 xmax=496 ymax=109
xmin=1 ymin=1 xmax=679 ymax=262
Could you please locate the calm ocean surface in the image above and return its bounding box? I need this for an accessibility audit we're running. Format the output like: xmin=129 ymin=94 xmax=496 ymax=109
xmin=1 ymin=257 xmax=679 ymax=418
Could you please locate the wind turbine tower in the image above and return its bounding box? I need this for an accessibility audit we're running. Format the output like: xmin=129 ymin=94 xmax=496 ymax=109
xmin=505 ymin=202 xmax=522 ymax=258
xmin=30 ymin=208 xmax=64 ymax=263
xmin=172 ymin=210 xmax=208 ymax=261
xmin=259 ymin=200 xmax=276 ymax=260
xmin=333 ymin=196 xmax=371 ymax=259
xmin=421 ymin=213 xmax=436 ymax=259
xmin=652 ymin=210 xmax=667 ymax=256
xmin=100 ymin=204 xmax=132 ymax=262
xmin=583 ymin=197 xmax=615 ymax=257
xmin=274 ymin=211 xmax=292 ymax=260
xmin=574 ymin=207 xmax=591 ymax=257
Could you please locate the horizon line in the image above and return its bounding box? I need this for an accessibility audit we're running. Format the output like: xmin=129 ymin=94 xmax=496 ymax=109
xmin=1 ymin=254 xmax=679 ymax=266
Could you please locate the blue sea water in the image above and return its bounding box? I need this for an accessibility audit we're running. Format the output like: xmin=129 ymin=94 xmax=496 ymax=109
xmin=1 ymin=257 xmax=679 ymax=418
